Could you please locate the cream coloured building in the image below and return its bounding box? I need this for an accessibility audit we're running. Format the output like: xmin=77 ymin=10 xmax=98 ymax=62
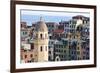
xmin=33 ymin=17 xmax=49 ymax=62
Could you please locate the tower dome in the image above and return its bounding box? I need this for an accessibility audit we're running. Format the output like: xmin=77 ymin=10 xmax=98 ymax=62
xmin=35 ymin=17 xmax=48 ymax=32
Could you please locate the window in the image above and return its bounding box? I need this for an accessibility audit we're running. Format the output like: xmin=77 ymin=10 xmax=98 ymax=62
xmin=49 ymin=36 xmax=52 ymax=39
xmin=64 ymin=45 xmax=66 ymax=48
xmin=30 ymin=54 xmax=33 ymax=58
xmin=74 ymin=51 xmax=76 ymax=54
xmin=24 ymin=50 xmax=27 ymax=52
xmin=23 ymin=32 xmax=24 ymax=35
xmin=72 ymin=56 xmax=75 ymax=60
xmin=49 ymin=46 xmax=51 ymax=49
xmin=77 ymin=35 xmax=79 ymax=38
xmin=61 ymin=45 xmax=63 ymax=48
xmin=83 ymin=56 xmax=85 ymax=59
xmin=40 ymin=34 xmax=43 ymax=39
xmin=52 ymin=25 xmax=54 ymax=27
xmin=51 ymin=42 xmax=53 ymax=44
xmin=61 ymin=50 xmax=63 ymax=53
xmin=64 ymin=55 xmax=66 ymax=58
xmin=27 ymin=60 xmax=31 ymax=63
xmin=72 ymin=51 xmax=73 ymax=54
xmin=25 ymin=55 xmax=27 ymax=58
xmin=77 ymin=47 xmax=79 ymax=50
xmin=64 ymin=50 xmax=66 ymax=53
xmin=25 ymin=32 xmax=27 ymax=35
xmin=40 ymin=46 xmax=43 ymax=52
xmin=36 ymin=34 xmax=38 ymax=38
xmin=57 ymin=58 xmax=59 ymax=61
xmin=45 ymin=46 xmax=47 ymax=51
xmin=23 ymin=31 xmax=27 ymax=35
xmin=61 ymin=55 xmax=63 ymax=58
xmin=31 ymin=58 xmax=34 ymax=62
xmin=74 ymin=36 xmax=75 ymax=39
xmin=31 ymin=43 xmax=34 ymax=49
xmin=77 ymin=51 xmax=80 ymax=55
xmin=83 ymin=20 xmax=84 ymax=24
xmin=77 ymin=57 xmax=80 ymax=60
xmin=83 ymin=51 xmax=86 ymax=54
xmin=49 ymin=51 xmax=51 ymax=54
xmin=86 ymin=57 xmax=89 ymax=59
xmin=70 ymin=35 xmax=71 ymax=38
xmin=77 ymin=42 xmax=79 ymax=45
xmin=49 ymin=56 xmax=51 ymax=60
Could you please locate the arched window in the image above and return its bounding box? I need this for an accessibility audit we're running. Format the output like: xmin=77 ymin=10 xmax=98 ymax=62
xmin=40 ymin=46 xmax=43 ymax=52
xmin=40 ymin=34 xmax=43 ymax=39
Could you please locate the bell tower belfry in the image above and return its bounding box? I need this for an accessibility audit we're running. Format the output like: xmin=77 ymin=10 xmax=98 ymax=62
xmin=34 ymin=17 xmax=49 ymax=62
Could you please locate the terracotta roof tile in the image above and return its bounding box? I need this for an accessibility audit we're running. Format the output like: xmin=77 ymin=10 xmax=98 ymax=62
xmin=53 ymin=29 xmax=64 ymax=33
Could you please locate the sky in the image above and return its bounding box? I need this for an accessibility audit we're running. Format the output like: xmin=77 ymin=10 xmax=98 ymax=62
xmin=21 ymin=10 xmax=90 ymax=26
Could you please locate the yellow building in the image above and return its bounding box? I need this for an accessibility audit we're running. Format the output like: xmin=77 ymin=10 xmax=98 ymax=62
xmin=33 ymin=17 xmax=49 ymax=62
